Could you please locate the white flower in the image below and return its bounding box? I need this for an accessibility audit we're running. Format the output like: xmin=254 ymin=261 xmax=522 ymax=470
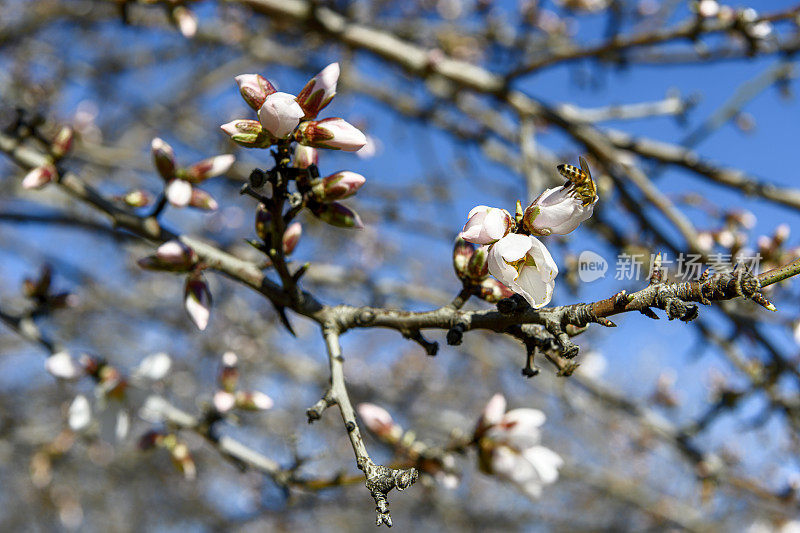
xmin=258 ymin=92 xmax=305 ymax=138
xmin=487 ymin=234 xmax=558 ymax=308
xmin=459 ymin=206 xmax=513 ymax=245
xmin=524 ymin=185 xmax=597 ymax=236
xmin=476 ymin=394 xmax=563 ymax=499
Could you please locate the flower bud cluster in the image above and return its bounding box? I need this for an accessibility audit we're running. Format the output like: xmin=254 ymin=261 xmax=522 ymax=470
xmin=150 ymin=138 xmax=233 ymax=209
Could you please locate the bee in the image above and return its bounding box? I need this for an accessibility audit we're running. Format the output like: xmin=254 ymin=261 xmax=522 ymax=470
xmin=556 ymin=156 xmax=597 ymax=206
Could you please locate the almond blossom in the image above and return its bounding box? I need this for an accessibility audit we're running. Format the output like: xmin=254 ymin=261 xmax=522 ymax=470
xmin=488 ymin=233 xmax=558 ymax=308
xmin=523 ymin=185 xmax=597 ymax=236
xmin=475 ymin=394 xmax=563 ymax=499
xmin=151 ymin=138 xmax=232 ymax=208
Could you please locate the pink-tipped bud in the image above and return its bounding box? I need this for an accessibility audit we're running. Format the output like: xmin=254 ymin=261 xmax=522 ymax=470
xmin=218 ymin=351 xmax=239 ymax=393
xmin=172 ymin=6 xmax=197 ymax=38
xmin=311 ymin=171 xmax=366 ymax=202
xmin=255 ymin=204 xmax=272 ymax=241
xmin=258 ymin=92 xmax=305 ymax=139
xmin=235 ymin=391 xmax=274 ymax=411
xmin=453 ymin=238 xmax=489 ymax=282
xmin=282 ymin=222 xmax=302 ymax=255
xmin=295 ymin=118 xmax=367 ymax=152
xmin=296 ymin=62 xmax=339 ymax=119
xmin=51 ymin=126 xmax=74 ymax=159
xmin=188 ymin=188 xmax=219 ymax=211
xmin=22 ymin=164 xmax=57 ymax=190
xmin=184 ymin=273 xmax=212 ymax=331
xmin=357 ymin=403 xmax=402 ymax=443
xmin=220 ymin=119 xmax=275 ymax=148
xmin=180 ymin=154 xmax=235 ymax=183
xmin=138 ymin=240 xmax=198 ymax=272
xmin=310 ymin=201 xmax=363 ymax=229
xmin=151 ymin=138 xmax=176 ymax=181
xmin=213 ymin=390 xmax=236 ymax=413
xmin=293 ymin=144 xmax=319 ymax=169
xmin=478 ymin=277 xmax=514 ymax=303
xmin=166 ymin=179 xmax=193 ymax=207
xmin=235 ymin=73 xmax=277 ymax=111
xmin=119 ymin=189 xmax=153 ymax=208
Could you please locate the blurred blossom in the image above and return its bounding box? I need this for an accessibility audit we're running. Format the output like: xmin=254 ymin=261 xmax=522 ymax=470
xmin=184 ymin=273 xmax=212 ymax=331
xmin=792 ymin=321 xmax=800 ymax=345
xmin=694 ymin=0 xmax=720 ymax=18
xmin=133 ymin=352 xmax=172 ymax=381
xmin=356 ymin=134 xmax=381 ymax=159
xmin=166 ymin=178 xmax=193 ymax=207
xmin=171 ymin=6 xmax=197 ymax=38
xmin=68 ymin=395 xmax=92 ymax=432
xmin=45 ymin=352 xmax=82 ymax=380
xmin=475 ymin=394 xmax=563 ymax=499
xmin=214 ymin=390 xmax=236 ymax=413
xmin=282 ymin=222 xmax=302 ymax=255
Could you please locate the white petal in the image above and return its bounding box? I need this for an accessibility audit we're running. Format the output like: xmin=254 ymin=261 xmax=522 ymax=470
xmin=68 ymin=395 xmax=92 ymax=431
xmin=258 ymin=92 xmax=304 ymax=138
xmin=213 ymin=390 xmax=236 ymax=413
xmin=513 ymin=265 xmax=554 ymax=308
xmin=522 ymin=445 xmax=563 ymax=485
xmin=496 ymin=233 xmax=533 ymax=263
xmin=527 ymin=237 xmax=558 ymax=282
xmin=488 ymin=240 xmax=520 ymax=288
xmin=481 ymin=393 xmax=507 ymax=426
xmin=135 ymin=352 xmax=172 ymax=381
xmin=166 ymin=179 xmax=192 ymax=207
xmin=185 ymin=294 xmax=209 ymax=330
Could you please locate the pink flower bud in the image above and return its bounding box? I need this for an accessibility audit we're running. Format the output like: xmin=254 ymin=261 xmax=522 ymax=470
xmin=357 ymin=403 xmax=402 ymax=442
xmin=213 ymin=390 xmax=236 ymax=413
xmin=295 ymin=118 xmax=367 ymax=152
xmin=166 ymin=179 xmax=193 ymax=207
xmin=22 ymin=164 xmax=57 ymax=190
xmin=51 ymin=126 xmax=74 ymax=158
xmin=478 ymin=277 xmax=514 ymax=303
xmin=151 ymin=138 xmax=176 ymax=180
xmin=188 ymin=188 xmax=218 ymax=211
xmin=293 ymin=144 xmax=319 ymax=169
xmin=296 ymin=62 xmax=339 ymax=119
xmin=184 ymin=273 xmax=212 ymax=331
xmin=119 ymin=189 xmax=153 ymax=207
xmin=459 ymin=206 xmax=513 ymax=245
xmin=258 ymin=92 xmax=305 ymax=139
xmin=181 ymin=154 xmax=235 ymax=183
xmin=310 ymin=201 xmax=363 ymax=229
xmin=138 ymin=240 xmax=198 ymax=272
xmin=172 ymin=6 xmax=197 ymax=38
xmin=235 ymin=390 xmax=274 ymax=411
xmin=220 ymin=119 xmax=275 ymax=148
xmin=255 ymin=204 xmax=272 ymax=241
xmin=235 ymin=73 xmax=276 ymax=111
xmin=282 ymin=222 xmax=302 ymax=255
xmin=311 ymin=171 xmax=366 ymax=202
